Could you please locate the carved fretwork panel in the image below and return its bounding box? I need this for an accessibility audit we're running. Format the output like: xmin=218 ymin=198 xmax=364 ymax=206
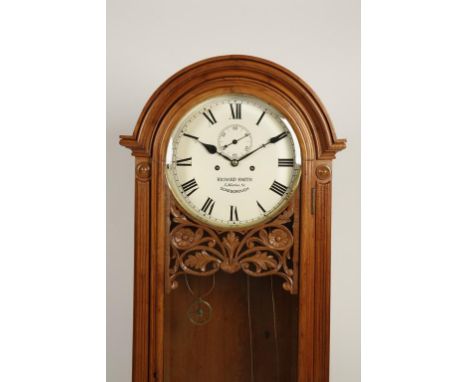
xmin=168 ymin=198 xmax=299 ymax=294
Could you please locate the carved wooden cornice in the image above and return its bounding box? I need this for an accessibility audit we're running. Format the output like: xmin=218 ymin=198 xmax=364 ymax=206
xmin=120 ymin=55 xmax=346 ymax=160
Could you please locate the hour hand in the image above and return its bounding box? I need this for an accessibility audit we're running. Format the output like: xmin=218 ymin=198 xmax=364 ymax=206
xmin=183 ymin=133 xmax=231 ymax=161
xmin=183 ymin=133 xmax=217 ymax=154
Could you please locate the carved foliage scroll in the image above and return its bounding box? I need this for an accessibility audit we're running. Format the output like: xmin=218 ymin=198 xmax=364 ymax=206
xmin=168 ymin=200 xmax=298 ymax=294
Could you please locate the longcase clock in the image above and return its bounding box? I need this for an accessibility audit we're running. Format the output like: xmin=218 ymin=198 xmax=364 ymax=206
xmin=120 ymin=55 xmax=346 ymax=382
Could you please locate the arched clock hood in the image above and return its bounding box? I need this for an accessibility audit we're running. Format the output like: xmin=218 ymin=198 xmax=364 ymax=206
xmin=120 ymin=55 xmax=346 ymax=160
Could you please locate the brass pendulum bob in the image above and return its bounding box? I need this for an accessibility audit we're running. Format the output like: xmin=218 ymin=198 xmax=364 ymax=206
xmin=185 ymin=274 xmax=215 ymax=326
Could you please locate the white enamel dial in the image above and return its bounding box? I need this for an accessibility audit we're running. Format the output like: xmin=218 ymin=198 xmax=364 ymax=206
xmin=166 ymin=94 xmax=301 ymax=229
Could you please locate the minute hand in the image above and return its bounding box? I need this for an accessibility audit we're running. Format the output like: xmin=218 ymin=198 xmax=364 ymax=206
xmin=237 ymin=132 xmax=288 ymax=162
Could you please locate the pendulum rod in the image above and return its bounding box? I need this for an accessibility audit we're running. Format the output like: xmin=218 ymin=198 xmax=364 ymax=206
xmin=185 ymin=274 xmax=216 ymax=326
xmin=184 ymin=273 xmax=216 ymax=299
xmin=270 ymin=276 xmax=280 ymax=381
xmin=247 ymin=275 xmax=255 ymax=382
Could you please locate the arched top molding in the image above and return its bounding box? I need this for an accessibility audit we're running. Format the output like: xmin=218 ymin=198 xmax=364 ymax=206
xmin=120 ymin=55 xmax=346 ymax=160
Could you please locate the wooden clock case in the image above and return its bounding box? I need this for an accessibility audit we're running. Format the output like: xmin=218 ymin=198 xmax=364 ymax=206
xmin=120 ymin=55 xmax=346 ymax=382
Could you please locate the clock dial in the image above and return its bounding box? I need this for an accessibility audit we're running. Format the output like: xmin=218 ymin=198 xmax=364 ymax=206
xmin=166 ymin=94 xmax=301 ymax=229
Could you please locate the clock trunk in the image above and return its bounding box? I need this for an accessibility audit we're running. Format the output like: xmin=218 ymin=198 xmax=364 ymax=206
xmin=164 ymin=273 xmax=298 ymax=382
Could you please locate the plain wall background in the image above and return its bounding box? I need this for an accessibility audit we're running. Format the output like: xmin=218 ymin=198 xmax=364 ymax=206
xmin=107 ymin=0 xmax=360 ymax=381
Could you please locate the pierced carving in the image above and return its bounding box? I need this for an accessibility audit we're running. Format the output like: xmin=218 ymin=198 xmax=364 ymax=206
xmin=168 ymin=200 xmax=298 ymax=294
xmin=136 ymin=162 xmax=151 ymax=181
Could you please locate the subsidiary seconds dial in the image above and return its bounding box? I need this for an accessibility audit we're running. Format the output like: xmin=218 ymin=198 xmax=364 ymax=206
xmin=166 ymin=94 xmax=301 ymax=229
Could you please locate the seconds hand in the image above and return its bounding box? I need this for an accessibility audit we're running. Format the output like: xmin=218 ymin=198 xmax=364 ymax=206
xmin=222 ymin=133 xmax=250 ymax=149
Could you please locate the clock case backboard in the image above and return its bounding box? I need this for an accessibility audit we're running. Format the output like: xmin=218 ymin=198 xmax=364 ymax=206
xmin=120 ymin=55 xmax=346 ymax=382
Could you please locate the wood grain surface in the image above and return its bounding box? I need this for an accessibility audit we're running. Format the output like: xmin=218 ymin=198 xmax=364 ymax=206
xmin=120 ymin=55 xmax=346 ymax=382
